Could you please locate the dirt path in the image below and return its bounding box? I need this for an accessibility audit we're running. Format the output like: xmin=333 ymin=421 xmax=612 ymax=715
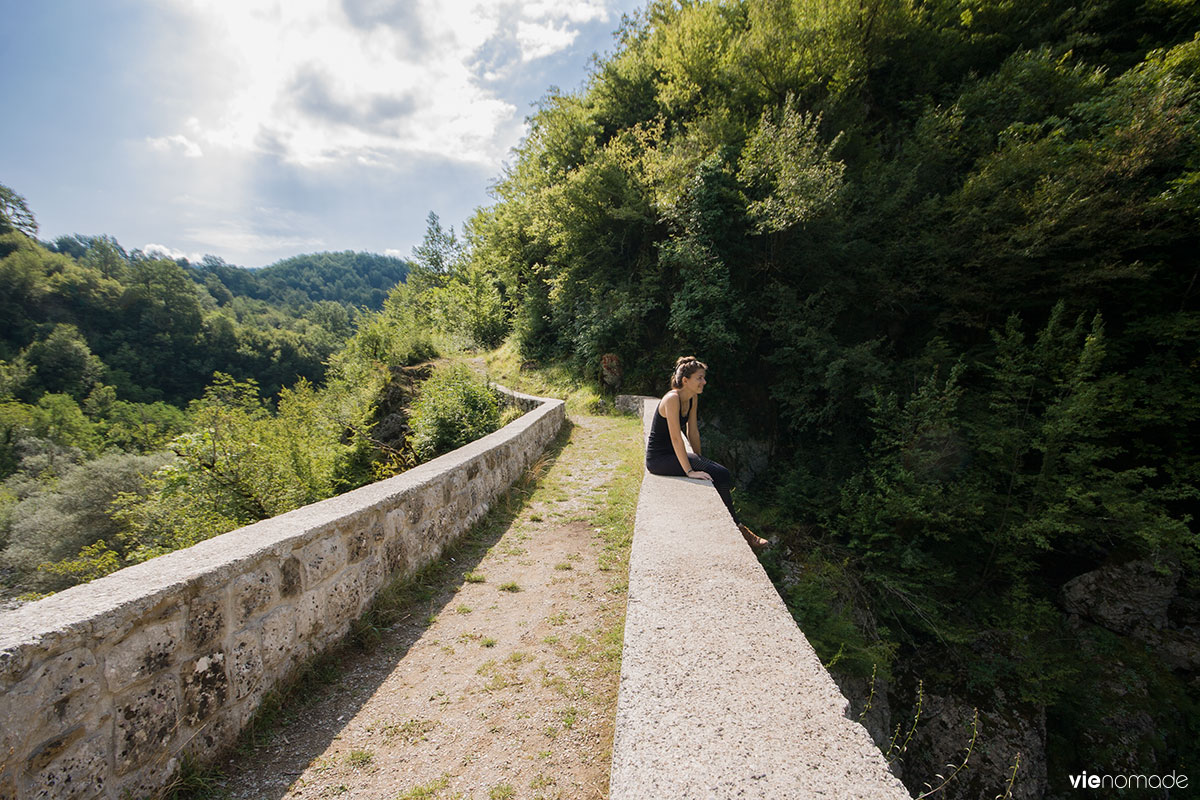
xmin=214 ymin=411 xmax=642 ymax=800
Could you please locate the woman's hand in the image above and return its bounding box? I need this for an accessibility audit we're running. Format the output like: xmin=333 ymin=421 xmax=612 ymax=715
xmin=687 ymin=469 xmax=713 ymax=481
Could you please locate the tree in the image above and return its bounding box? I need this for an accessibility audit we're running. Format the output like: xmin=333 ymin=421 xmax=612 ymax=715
xmin=1 ymin=452 xmax=167 ymax=591
xmin=411 ymin=211 xmax=462 ymax=278
xmin=0 ymin=183 xmax=37 ymax=238
xmin=20 ymin=324 xmax=105 ymax=401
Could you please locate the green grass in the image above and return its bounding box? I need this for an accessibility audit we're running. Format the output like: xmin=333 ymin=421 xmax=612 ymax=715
xmin=396 ymin=774 xmax=450 ymax=799
xmin=464 ymin=572 xmax=486 ymax=583
xmin=489 ymin=785 xmax=516 ymax=800
xmin=347 ymin=749 xmax=374 ymax=768
xmin=560 ymin=705 xmax=579 ymax=729
xmin=498 ymin=581 xmax=522 ymax=592
xmin=482 ymin=339 xmax=615 ymax=416
xmin=161 ymin=754 xmax=228 ymax=800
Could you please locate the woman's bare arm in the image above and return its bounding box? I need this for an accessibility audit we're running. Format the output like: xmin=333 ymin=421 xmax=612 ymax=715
xmin=664 ymin=393 xmax=710 ymax=480
xmin=663 ymin=393 xmax=693 ymax=475
xmin=686 ymin=395 xmax=701 ymax=455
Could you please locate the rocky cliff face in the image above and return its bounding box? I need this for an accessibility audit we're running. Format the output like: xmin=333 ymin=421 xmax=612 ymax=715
xmin=902 ymin=693 xmax=1046 ymax=800
xmin=1063 ymin=558 xmax=1200 ymax=673
xmin=1058 ymin=558 xmax=1199 ymax=776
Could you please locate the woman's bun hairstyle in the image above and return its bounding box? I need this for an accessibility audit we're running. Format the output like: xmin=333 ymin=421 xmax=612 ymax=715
xmin=670 ymin=356 xmax=707 ymax=389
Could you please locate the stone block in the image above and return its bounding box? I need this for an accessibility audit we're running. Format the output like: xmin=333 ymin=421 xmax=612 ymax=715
xmin=280 ymin=555 xmax=302 ymax=598
xmin=180 ymin=651 xmax=228 ymax=726
xmin=344 ymin=523 xmax=371 ymax=564
xmin=28 ymin=730 xmax=108 ymax=800
xmin=90 ymin=596 xmax=180 ymax=647
xmin=384 ymin=532 xmax=410 ymax=575
xmin=2 ymin=648 xmax=99 ymax=751
xmin=383 ymin=505 xmax=410 ymax=541
xmin=0 ymin=645 xmax=32 ymax=687
xmin=295 ymin=588 xmax=324 ymax=641
xmin=184 ymin=710 xmax=239 ymax=763
xmin=185 ymin=592 xmax=226 ymax=651
xmin=260 ymin=608 xmax=295 ymax=672
xmin=300 ymin=535 xmax=346 ymax=586
xmin=229 ymin=631 xmax=263 ymax=701
xmin=436 ymin=506 xmax=459 ymax=544
xmin=325 ymin=570 xmax=363 ymax=627
xmin=104 ymin=618 xmax=183 ymax=694
xmin=403 ymin=488 xmax=425 ymax=525
xmin=27 ymin=725 xmax=85 ymax=773
xmin=362 ymin=555 xmax=385 ymax=596
xmin=114 ymin=676 xmax=177 ymax=776
xmin=232 ymin=567 xmax=279 ymax=628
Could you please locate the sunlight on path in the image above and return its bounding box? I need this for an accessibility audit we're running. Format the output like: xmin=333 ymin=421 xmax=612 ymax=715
xmin=215 ymin=411 xmax=642 ymax=800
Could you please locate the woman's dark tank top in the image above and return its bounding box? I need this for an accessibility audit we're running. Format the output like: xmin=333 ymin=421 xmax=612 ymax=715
xmin=645 ymin=395 xmax=691 ymax=462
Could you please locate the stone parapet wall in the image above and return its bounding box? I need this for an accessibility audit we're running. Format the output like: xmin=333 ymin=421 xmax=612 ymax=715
xmin=0 ymin=386 xmax=563 ymax=800
xmin=609 ymin=395 xmax=910 ymax=799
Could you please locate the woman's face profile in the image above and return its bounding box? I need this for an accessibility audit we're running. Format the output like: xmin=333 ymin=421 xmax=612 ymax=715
xmin=682 ymin=369 xmax=707 ymax=393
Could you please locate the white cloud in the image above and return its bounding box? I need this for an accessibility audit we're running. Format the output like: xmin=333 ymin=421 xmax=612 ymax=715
xmin=515 ymin=20 xmax=579 ymax=62
xmin=384 ymin=248 xmax=406 ymax=259
xmin=150 ymin=0 xmax=621 ymax=171
xmin=146 ymin=134 xmax=204 ymax=158
xmin=142 ymin=242 xmax=205 ymax=262
xmin=521 ymin=0 xmax=608 ymax=25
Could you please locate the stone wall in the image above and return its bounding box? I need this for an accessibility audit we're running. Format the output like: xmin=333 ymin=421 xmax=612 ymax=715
xmin=0 ymin=386 xmax=563 ymax=800
xmin=609 ymin=395 xmax=910 ymax=799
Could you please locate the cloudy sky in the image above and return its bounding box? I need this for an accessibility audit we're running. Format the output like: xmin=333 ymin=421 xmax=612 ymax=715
xmin=0 ymin=0 xmax=644 ymax=267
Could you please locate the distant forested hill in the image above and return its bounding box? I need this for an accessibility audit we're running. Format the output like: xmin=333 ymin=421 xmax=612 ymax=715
xmin=8 ymin=230 xmax=412 ymax=403
xmin=191 ymin=250 xmax=410 ymax=311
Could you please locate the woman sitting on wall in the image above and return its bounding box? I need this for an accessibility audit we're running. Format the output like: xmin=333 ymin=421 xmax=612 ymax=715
xmin=645 ymin=356 xmax=769 ymax=551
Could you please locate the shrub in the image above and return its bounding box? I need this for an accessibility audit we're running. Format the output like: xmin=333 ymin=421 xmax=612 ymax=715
xmin=408 ymin=365 xmax=501 ymax=460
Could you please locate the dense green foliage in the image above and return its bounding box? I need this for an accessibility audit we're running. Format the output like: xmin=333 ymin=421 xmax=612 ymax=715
xmin=448 ymin=0 xmax=1200 ymax=787
xmin=408 ymin=364 xmax=502 ymax=460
